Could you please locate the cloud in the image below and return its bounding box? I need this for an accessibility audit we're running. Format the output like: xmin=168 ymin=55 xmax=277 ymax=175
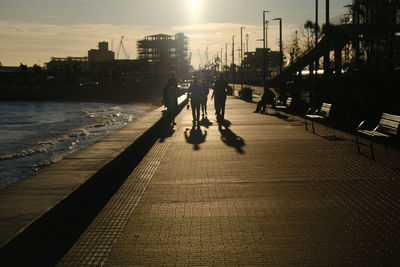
xmin=38 ymin=15 xmax=58 ymax=19
xmin=0 ymin=20 xmax=156 ymax=66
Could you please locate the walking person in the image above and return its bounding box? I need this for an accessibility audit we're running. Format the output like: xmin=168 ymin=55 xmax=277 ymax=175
xmin=188 ymin=77 xmax=202 ymax=126
xmin=211 ymin=74 xmax=229 ymax=122
xmin=201 ymin=78 xmax=209 ymax=117
xmin=163 ymin=73 xmax=178 ymax=126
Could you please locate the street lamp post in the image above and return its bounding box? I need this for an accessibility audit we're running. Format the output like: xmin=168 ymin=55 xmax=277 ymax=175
xmin=232 ymin=35 xmax=235 ymax=67
xmin=225 ymin=43 xmax=228 ymax=74
xmin=324 ymin=0 xmax=330 ymax=78
xmin=263 ymin=10 xmax=269 ymax=88
xmin=273 ymin=18 xmax=283 ymax=73
xmin=315 ymin=0 xmax=319 ymax=72
xmin=246 ymin=34 xmax=249 ymax=54
xmin=232 ymin=35 xmax=236 ymax=90
xmin=240 ymin=26 xmax=245 ymax=90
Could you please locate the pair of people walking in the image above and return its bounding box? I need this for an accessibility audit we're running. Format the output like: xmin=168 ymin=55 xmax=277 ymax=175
xmin=188 ymin=77 xmax=209 ymax=126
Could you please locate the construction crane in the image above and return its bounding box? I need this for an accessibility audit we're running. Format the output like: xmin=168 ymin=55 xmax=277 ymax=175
xmin=197 ymin=49 xmax=203 ymax=68
xmin=188 ymin=52 xmax=192 ymax=67
xmin=116 ymin=36 xmax=129 ymax=59
xmin=205 ymin=47 xmax=208 ymax=69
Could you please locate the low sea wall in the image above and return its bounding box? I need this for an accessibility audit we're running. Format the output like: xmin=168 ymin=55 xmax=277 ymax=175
xmin=0 ymin=95 xmax=187 ymax=266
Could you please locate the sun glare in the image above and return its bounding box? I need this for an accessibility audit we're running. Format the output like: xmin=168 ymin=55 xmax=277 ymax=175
xmin=189 ymin=0 xmax=201 ymax=9
xmin=187 ymin=0 xmax=202 ymax=22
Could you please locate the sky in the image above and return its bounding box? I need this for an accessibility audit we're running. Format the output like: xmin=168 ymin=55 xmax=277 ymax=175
xmin=0 ymin=0 xmax=351 ymax=68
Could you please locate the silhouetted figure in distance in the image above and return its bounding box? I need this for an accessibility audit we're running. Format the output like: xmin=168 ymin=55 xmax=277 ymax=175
xmin=163 ymin=73 xmax=178 ymax=126
xmin=188 ymin=77 xmax=202 ymax=126
xmin=212 ymin=74 xmax=229 ymax=122
xmin=201 ymin=78 xmax=209 ymax=117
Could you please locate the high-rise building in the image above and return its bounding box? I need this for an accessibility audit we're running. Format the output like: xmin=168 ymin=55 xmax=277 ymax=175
xmin=137 ymin=33 xmax=189 ymax=77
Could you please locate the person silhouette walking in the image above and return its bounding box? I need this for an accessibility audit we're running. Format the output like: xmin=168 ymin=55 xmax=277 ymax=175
xmin=188 ymin=77 xmax=202 ymax=126
xmin=212 ymin=74 xmax=229 ymax=122
xmin=163 ymin=73 xmax=178 ymax=126
xmin=201 ymin=78 xmax=209 ymax=117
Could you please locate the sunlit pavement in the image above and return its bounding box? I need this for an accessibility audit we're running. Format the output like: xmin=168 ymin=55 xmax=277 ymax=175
xmin=60 ymin=95 xmax=400 ymax=266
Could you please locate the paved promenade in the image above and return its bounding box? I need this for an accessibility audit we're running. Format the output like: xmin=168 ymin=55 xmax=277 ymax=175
xmin=60 ymin=95 xmax=399 ymax=266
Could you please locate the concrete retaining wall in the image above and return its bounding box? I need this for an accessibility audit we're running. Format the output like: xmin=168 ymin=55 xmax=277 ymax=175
xmin=0 ymin=95 xmax=187 ymax=266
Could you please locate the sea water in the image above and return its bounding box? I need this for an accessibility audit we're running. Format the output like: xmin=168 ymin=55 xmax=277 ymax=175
xmin=0 ymin=101 xmax=149 ymax=189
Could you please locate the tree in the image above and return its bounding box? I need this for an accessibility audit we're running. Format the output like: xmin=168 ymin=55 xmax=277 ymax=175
xmin=285 ymin=31 xmax=301 ymax=64
xmin=300 ymin=20 xmax=316 ymax=52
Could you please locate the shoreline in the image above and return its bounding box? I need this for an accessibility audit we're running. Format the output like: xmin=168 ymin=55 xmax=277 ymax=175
xmin=0 ymin=100 xmax=161 ymax=190
xmin=0 ymin=95 xmax=188 ymax=265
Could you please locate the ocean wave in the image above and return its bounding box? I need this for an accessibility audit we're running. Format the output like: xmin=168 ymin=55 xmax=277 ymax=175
xmin=87 ymin=119 xmax=114 ymax=128
xmin=82 ymin=105 xmax=123 ymax=116
xmin=32 ymin=153 xmax=65 ymax=171
xmin=0 ymin=127 xmax=90 ymax=161
xmin=69 ymin=128 xmax=90 ymax=137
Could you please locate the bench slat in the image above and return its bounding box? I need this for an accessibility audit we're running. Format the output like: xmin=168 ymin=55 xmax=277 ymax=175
xmin=382 ymin=113 xmax=400 ymax=123
xmin=379 ymin=113 xmax=400 ymax=135
xmin=358 ymin=129 xmax=390 ymax=138
xmin=379 ymin=119 xmax=399 ymax=129
xmin=320 ymin=103 xmax=332 ymax=117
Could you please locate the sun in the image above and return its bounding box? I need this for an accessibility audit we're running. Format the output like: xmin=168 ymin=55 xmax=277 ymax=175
xmin=187 ymin=0 xmax=203 ymax=22
xmin=189 ymin=0 xmax=201 ymax=9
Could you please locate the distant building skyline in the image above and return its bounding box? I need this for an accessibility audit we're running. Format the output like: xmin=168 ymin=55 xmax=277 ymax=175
xmin=0 ymin=0 xmax=351 ymax=67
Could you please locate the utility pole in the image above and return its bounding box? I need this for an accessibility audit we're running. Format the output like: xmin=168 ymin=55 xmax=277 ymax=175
xmin=263 ymin=10 xmax=269 ymax=89
xmin=240 ymin=26 xmax=245 ymax=90
xmin=205 ymin=47 xmax=209 ymax=69
xmin=315 ymin=0 xmax=319 ymax=72
xmin=220 ymin=48 xmax=223 ymax=72
xmin=273 ymin=18 xmax=283 ymax=73
xmin=225 ymin=43 xmax=228 ymax=73
xmin=232 ymin=35 xmax=235 ymax=67
xmin=232 ymin=35 xmax=236 ymax=90
xmin=246 ymin=34 xmax=249 ymax=54
xmin=326 ymin=0 xmax=329 ymax=26
xmin=324 ymin=0 xmax=330 ymax=78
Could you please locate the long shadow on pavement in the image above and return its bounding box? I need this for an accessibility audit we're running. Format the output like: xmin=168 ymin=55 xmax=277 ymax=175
xmin=159 ymin=123 xmax=176 ymax=143
xmin=184 ymin=126 xmax=207 ymax=150
xmin=218 ymin=120 xmax=245 ymax=154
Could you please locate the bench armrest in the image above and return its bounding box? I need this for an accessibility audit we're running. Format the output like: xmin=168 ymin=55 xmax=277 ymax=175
xmin=356 ymin=120 xmax=366 ymax=132
xmin=372 ymin=124 xmax=380 ymax=132
xmin=305 ymin=108 xmax=313 ymax=115
xmin=356 ymin=120 xmax=380 ymax=133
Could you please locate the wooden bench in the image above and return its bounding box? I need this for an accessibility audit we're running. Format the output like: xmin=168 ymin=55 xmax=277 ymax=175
xmin=356 ymin=113 xmax=400 ymax=160
xmin=274 ymin=97 xmax=292 ymax=116
xmin=305 ymin=103 xmax=332 ymax=133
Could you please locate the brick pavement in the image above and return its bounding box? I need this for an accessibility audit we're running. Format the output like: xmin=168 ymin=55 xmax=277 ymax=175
xmin=67 ymin=95 xmax=400 ymax=266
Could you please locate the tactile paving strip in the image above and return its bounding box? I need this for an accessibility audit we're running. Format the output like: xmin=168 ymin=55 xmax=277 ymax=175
xmin=57 ymin=130 xmax=174 ymax=266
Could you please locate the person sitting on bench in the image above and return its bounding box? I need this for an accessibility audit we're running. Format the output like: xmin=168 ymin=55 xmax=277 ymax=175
xmin=255 ymin=87 xmax=274 ymax=114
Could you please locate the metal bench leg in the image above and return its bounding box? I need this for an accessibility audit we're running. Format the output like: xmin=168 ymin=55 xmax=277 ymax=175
xmin=305 ymin=117 xmax=308 ymax=131
xmin=356 ymin=134 xmax=360 ymax=153
xmin=384 ymin=138 xmax=390 ymax=161
xmin=311 ymin=120 xmax=315 ymax=133
xmin=370 ymin=138 xmax=375 ymax=160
